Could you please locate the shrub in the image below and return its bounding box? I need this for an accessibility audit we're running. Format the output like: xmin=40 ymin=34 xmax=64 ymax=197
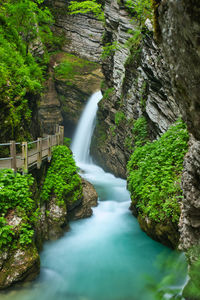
xmin=41 ymin=146 xmax=83 ymax=205
xmin=0 ymin=169 xmax=35 ymax=249
xmin=127 ymin=119 xmax=189 ymax=223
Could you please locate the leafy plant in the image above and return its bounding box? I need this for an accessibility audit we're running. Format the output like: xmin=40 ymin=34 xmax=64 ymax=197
xmin=124 ymin=0 xmax=153 ymax=26
xmin=0 ymin=169 xmax=35 ymax=250
xmin=0 ymin=217 xmax=14 ymax=249
xmin=115 ymin=111 xmax=126 ymax=126
xmin=0 ymin=0 xmax=54 ymax=143
xmin=41 ymin=146 xmax=83 ymax=205
xmin=0 ymin=169 xmax=34 ymax=215
xmin=127 ymin=119 xmax=189 ymax=224
xmin=132 ymin=116 xmax=148 ymax=147
xmin=101 ymin=42 xmax=120 ymax=60
xmin=68 ymin=0 xmax=104 ymax=21
xmin=19 ymin=223 xmax=34 ymax=245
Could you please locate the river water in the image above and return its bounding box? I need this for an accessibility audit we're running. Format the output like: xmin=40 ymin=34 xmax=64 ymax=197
xmin=1 ymin=91 xmax=186 ymax=300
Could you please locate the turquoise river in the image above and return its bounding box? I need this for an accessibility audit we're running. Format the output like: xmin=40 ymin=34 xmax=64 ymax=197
xmin=1 ymin=91 xmax=187 ymax=300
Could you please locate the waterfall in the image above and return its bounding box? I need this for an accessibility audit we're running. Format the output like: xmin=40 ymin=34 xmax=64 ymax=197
xmin=70 ymin=91 xmax=102 ymax=164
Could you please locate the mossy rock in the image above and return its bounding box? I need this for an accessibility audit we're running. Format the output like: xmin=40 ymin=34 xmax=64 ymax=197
xmin=0 ymin=244 xmax=40 ymax=290
xmin=137 ymin=214 xmax=179 ymax=248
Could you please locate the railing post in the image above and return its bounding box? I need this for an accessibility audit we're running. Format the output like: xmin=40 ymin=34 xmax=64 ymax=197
xmin=22 ymin=142 xmax=28 ymax=174
xmin=55 ymin=124 xmax=59 ymax=134
xmin=48 ymin=135 xmax=52 ymax=162
xmin=10 ymin=141 xmax=17 ymax=172
xmin=59 ymin=126 xmax=64 ymax=145
xmin=56 ymin=133 xmax=59 ymax=146
xmin=37 ymin=138 xmax=42 ymax=169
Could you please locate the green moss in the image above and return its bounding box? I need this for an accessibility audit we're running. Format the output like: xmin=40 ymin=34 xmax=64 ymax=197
xmin=54 ymin=53 xmax=98 ymax=84
xmin=127 ymin=119 xmax=189 ymax=224
xmin=151 ymin=0 xmax=162 ymax=41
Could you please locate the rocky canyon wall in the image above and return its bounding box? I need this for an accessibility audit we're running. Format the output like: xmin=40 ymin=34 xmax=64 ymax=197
xmin=91 ymin=0 xmax=180 ymax=178
xmin=38 ymin=0 xmax=104 ymax=136
xmin=157 ymin=0 xmax=200 ymax=252
xmin=38 ymin=0 xmax=200 ymax=252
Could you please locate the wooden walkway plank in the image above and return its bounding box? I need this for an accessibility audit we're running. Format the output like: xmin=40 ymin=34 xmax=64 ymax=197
xmin=0 ymin=125 xmax=65 ymax=173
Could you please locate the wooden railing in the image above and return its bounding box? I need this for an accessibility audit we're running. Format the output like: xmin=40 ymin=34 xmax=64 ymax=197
xmin=0 ymin=125 xmax=64 ymax=174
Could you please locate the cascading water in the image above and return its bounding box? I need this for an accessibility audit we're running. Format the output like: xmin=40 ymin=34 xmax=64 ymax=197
xmin=71 ymin=91 xmax=102 ymax=164
xmin=1 ymin=91 xmax=187 ymax=300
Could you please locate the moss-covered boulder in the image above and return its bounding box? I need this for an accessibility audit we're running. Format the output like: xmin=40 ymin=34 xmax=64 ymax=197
xmin=0 ymin=245 xmax=40 ymax=290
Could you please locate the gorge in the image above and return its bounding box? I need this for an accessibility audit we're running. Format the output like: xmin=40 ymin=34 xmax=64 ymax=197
xmin=0 ymin=0 xmax=200 ymax=299
xmin=0 ymin=92 xmax=187 ymax=300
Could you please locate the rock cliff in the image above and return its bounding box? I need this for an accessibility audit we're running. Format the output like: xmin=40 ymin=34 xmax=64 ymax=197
xmin=157 ymin=0 xmax=200 ymax=252
xmin=91 ymin=0 xmax=180 ymax=179
xmin=47 ymin=0 xmax=104 ymax=63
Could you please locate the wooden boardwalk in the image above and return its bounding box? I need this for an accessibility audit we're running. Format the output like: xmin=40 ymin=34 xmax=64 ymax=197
xmin=0 ymin=126 xmax=64 ymax=173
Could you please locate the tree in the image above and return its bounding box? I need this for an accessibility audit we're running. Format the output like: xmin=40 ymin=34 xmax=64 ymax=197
xmin=68 ymin=0 xmax=104 ymax=21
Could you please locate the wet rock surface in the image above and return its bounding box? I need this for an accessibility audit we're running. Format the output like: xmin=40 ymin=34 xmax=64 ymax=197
xmin=48 ymin=0 xmax=103 ymax=63
xmin=92 ymin=0 xmax=180 ymax=178
xmin=69 ymin=178 xmax=98 ymax=220
xmin=179 ymin=137 xmax=200 ymax=251
xmin=0 ymin=246 xmax=40 ymax=290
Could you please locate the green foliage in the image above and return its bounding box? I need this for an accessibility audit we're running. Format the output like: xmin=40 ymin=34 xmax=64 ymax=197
xmin=0 ymin=169 xmax=34 ymax=215
xmin=103 ymin=87 xmax=115 ymax=99
xmin=41 ymin=146 xmax=83 ymax=205
xmin=64 ymin=137 xmax=71 ymax=147
xmin=124 ymin=0 xmax=152 ymax=26
xmin=101 ymin=42 xmax=120 ymax=60
xmin=0 ymin=0 xmax=53 ymax=142
xmin=125 ymin=29 xmax=142 ymax=50
xmin=132 ymin=116 xmax=148 ymax=147
xmin=54 ymin=53 xmax=97 ymax=84
xmin=0 ymin=169 xmax=35 ymax=250
xmin=115 ymin=111 xmax=126 ymax=126
xmin=19 ymin=223 xmax=34 ymax=245
xmin=68 ymin=0 xmax=104 ymax=21
xmin=0 ymin=217 xmax=14 ymax=249
xmin=127 ymin=120 xmax=189 ymax=223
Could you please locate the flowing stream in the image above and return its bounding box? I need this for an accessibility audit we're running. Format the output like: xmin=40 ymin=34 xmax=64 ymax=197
xmin=2 ymin=91 xmax=186 ymax=300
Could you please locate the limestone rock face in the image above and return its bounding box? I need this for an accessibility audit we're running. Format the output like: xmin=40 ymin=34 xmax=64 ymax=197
xmin=69 ymin=178 xmax=98 ymax=220
xmin=92 ymin=0 xmax=179 ymax=178
xmin=54 ymin=53 xmax=103 ymax=138
xmin=38 ymin=74 xmax=63 ymax=135
xmin=179 ymin=137 xmax=200 ymax=251
xmin=157 ymin=0 xmax=200 ymax=251
xmin=159 ymin=0 xmax=200 ymax=141
xmin=48 ymin=0 xmax=104 ymax=62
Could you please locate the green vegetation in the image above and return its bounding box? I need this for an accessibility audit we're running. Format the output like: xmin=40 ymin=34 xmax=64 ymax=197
xmin=41 ymin=145 xmax=83 ymax=206
xmin=101 ymin=41 xmax=120 ymax=60
xmin=68 ymin=0 xmax=104 ymax=21
xmin=0 ymin=0 xmax=53 ymax=143
xmin=127 ymin=120 xmax=189 ymax=224
xmin=0 ymin=146 xmax=83 ymax=251
xmin=115 ymin=111 xmax=126 ymax=126
xmin=132 ymin=116 xmax=148 ymax=147
xmin=54 ymin=53 xmax=98 ymax=84
xmin=124 ymin=0 xmax=152 ymax=26
xmin=103 ymin=87 xmax=115 ymax=99
xmin=0 ymin=169 xmax=35 ymax=249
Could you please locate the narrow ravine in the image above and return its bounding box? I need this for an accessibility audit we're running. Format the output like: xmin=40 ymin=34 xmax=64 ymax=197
xmin=2 ymin=92 xmax=186 ymax=300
